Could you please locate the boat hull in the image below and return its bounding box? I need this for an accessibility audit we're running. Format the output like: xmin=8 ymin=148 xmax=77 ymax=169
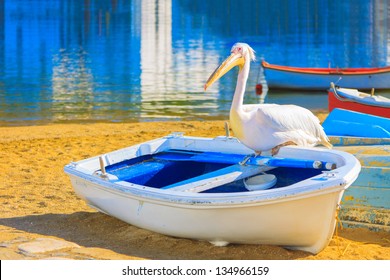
xmin=64 ymin=135 xmax=361 ymax=254
xmin=262 ymin=61 xmax=390 ymax=90
xmin=323 ymin=109 xmax=390 ymax=138
xmin=324 ymin=109 xmax=390 ymax=231
xmin=328 ymin=89 xmax=390 ymax=118
xmin=69 ymin=175 xmax=344 ymax=253
xmin=329 ymin=141 xmax=390 ymax=232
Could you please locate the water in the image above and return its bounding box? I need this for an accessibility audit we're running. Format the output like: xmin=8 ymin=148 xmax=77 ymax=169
xmin=1 ymin=0 xmax=390 ymax=125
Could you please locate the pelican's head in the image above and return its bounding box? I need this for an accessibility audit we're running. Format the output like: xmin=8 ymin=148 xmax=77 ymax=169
xmin=204 ymin=43 xmax=256 ymax=90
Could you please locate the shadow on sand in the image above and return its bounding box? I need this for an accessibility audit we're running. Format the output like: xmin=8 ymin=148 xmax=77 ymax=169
xmin=0 ymin=211 xmax=315 ymax=260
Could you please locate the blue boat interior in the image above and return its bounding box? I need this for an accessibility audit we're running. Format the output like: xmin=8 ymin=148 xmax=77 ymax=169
xmin=104 ymin=150 xmax=322 ymax=192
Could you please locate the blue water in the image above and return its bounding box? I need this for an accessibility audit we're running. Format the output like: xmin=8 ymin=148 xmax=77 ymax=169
xmin=1 ymin=0 xmax=389 ymax=125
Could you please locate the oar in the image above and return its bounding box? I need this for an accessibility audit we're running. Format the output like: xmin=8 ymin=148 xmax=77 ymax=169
xmin=154 ymin=150 xmax=336 ymax=170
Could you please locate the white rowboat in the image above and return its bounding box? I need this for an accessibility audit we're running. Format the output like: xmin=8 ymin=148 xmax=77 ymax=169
xmin=64 ymin=133 xmax=361 ymax=254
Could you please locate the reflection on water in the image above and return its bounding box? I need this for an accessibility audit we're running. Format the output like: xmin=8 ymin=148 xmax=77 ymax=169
xmin=0 ymin=0 xmax=389 ymax=125
xmin=52 ymin=48 xmax=94 ymax=121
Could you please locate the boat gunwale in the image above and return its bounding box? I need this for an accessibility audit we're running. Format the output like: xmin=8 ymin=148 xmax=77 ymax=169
xmin=65 ymin=165 xmax=354 ymax=209
xmin=64 ymin=136 xmax=361 ymax=208
xmin=328 ymin=87 xmax=390 ymax=108
xmin=329 ymin=135 xmax=390 ymax=146
xmin=262 ymin=61 xmax=390 ymax=75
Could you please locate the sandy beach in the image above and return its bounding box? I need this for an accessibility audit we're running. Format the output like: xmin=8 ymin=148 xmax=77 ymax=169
xmin=1 ymin=118 xmax=389 ymax=260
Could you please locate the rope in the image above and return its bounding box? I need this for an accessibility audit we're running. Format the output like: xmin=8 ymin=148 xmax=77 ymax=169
xmin=334 ymin=203 xmax=343 ymax=255
xmin=334 ymin=203 xmax=353 ymax=257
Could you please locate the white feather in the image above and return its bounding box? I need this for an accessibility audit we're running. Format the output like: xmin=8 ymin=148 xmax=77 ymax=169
xmin=232 ymin=103 xmax=331 ymax=152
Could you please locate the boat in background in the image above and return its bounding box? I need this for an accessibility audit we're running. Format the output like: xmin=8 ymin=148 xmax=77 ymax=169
xmin=64 ymin=133 xmax=361 ymax=254
xmin=331 ymin=138 xmax=390 ymax=232
xmin=323 ymin=108 xmax=390 ymax=138
xmin=323 ymin=110 xmax=390 ymax=231
xmin=328 ymin=83 xmax=390 ymax=118
xmin=261 ymin=61 xmax=390 ymax=90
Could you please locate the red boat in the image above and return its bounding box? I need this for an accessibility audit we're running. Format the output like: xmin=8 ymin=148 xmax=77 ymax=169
xmin=328 ymin=83 xmax=390 ymax=118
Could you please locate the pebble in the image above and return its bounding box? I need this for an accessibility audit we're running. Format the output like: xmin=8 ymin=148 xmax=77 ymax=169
xmin=18 ymin=238 xmax=80 ymax=255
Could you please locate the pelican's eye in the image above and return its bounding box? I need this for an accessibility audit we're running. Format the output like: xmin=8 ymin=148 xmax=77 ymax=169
xmin=237 ymin=47 xmax=242 ymax=52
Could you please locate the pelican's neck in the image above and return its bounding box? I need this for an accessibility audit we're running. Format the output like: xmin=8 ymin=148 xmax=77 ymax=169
xmin=231 ymin=58 xmax=250 ymax=112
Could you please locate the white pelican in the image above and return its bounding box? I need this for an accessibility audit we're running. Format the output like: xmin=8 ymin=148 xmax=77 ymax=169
xmin=204 ymin=43 xmax=332 ymax=155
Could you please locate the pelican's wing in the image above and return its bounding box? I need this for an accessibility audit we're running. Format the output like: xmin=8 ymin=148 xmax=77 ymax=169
xmin=256 ymin=104 xmax=325 ymax=137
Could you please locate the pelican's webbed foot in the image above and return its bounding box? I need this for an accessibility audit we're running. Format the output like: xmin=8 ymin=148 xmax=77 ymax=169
xmin=239 ymin=151 xmax=261 ymax=165
xmin=239 ymin=153 xmax=254 ymax=165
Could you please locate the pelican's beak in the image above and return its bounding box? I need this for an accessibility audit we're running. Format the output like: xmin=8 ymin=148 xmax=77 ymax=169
xmin=204 ymin=53 xmax=245 ymax=91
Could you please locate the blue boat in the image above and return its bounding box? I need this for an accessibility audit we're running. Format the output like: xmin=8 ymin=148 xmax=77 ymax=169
xmin=323 ymin=108 xmax=390 ymax=139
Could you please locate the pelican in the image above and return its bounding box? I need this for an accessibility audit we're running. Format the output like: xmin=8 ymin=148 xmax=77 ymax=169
xmin=204 ymin=43 xmax=332 ymax=155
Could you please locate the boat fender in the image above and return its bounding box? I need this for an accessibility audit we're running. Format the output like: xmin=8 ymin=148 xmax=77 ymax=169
xmin=255 ymin=84 xmax=263 ymax=95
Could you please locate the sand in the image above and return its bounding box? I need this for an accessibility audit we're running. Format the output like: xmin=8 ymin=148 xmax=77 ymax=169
xmin=0 ymin=119 xmax=389 ymax=260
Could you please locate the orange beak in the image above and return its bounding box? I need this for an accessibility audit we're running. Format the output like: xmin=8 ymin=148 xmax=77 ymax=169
xmin=204 ymin=52 xmax=245 ymax=91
